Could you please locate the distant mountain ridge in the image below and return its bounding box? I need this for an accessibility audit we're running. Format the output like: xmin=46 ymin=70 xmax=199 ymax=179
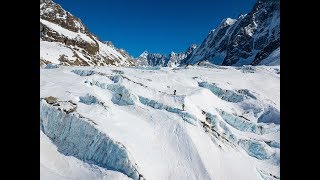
xmin=138 ymin=0 xmax=280 ymax=67
xmin=136 ymin=44 xmax=197 ymax=67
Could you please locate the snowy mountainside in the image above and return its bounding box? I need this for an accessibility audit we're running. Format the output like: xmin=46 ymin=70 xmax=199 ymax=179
xmin=136 ymin=44 xmax=197 ymax=67
xmin=40 ymin=65 xmax=280 ymax=180
xmin=184 ymin=0 xmax=280 ymax=66
xmin=40 ymin=0 xmax=135 ymax=67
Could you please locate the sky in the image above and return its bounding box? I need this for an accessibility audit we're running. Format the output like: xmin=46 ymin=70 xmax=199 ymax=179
xmin=54 ymin=0 xmax=256 ymax=58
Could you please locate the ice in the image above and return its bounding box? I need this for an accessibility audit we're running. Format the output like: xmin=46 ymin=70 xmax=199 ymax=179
xmin=72 ymin=69 xmax=96 ymax=76
xmin=237 ymin=89 xmax=257 ymax=99
xmin=258 ymin=106 xmax=280 ymax=124
xmin=218 ymin=109 xmax=259 ymax=133
xmin=238 ymin=139 xmax=274 ymax=160
xmin=138 ymin=96 xmax=198 ymax=125
xmin=112 ymin=75 xmax=124 ymax=83
xmin=107 ymin=84 xmax=138 ymax=106
xmin=129 ymin=66 xmax=161 ymax=70
xmin=218 ymin=109 xmax=279 ymax=135
xmin=204 ymin=112 xmax=238 ymax=144
xmin=44 ymin=63 xmax=59 ymax=69
xmin=111 ymin=69 xmax=125 ymax=74
xmin=237 ymin=65 xmax=256 ymax=73
xmin=265 ymin=140 xmax=280 ymax=149
xmin=198 ymin=81 xmax=244 ymax=103
xmin=84 ymin=79 xmax=138 ymax=106
xmin=79 ymin=94 xmax=99 ymax=105
xmin=40 ymin=100 xmax=143 ymax=180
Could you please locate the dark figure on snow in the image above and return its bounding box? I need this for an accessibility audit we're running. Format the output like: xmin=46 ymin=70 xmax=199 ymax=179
xmin=182 ymin=104 xmax=185 ymax=111
xmin=174 ymin=90 xmax=176 ymax=95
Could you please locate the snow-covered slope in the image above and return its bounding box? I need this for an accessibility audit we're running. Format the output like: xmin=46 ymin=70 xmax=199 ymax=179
xmin=185 ymin=0 xmax=280 ymax=66
xmin=40 ymin=0 xmax=135 ymax=67
xmin=136 ymin=44 xmax=197 ymax=67
xmin=40 ymin=65 xmax=280 ymax=180
xmin=258 ymin=47 xmax=280 ymax=66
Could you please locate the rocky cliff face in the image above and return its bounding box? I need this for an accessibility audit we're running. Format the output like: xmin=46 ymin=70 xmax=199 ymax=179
xmin=185 ymin=0 xmax=280 ymax=66
xmin=40 ymin=0 xmax=136 ymax=67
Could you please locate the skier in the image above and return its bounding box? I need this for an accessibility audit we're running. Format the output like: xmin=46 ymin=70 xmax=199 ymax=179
xmin=173 ymin=90 xmax=176 ymax=95
xmin=182 ymin=103 xmax=185 ymax=111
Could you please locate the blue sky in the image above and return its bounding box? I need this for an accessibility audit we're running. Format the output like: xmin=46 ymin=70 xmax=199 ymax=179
xmin=54 ymin=0 xmax=256 ymax=57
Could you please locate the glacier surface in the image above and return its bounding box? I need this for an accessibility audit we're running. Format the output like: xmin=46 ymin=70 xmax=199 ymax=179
xmin=41 ymin=65 xmax=280 ymax=180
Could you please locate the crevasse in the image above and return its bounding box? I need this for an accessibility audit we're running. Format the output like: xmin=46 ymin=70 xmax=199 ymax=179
xmin=71 ymin=69 xmax=96 ymax=76
xmin=84 ymin=79 xmax=138 ymax=106
xmin=198 ymin=81 xmax=244 ymax=102
xmin=138 ymin=96 xmax=197 ymax=125
xmin=217 ymin=109 xmax=280 ymax=135
xmin=40 ymin=99 xmax=144 ymax=180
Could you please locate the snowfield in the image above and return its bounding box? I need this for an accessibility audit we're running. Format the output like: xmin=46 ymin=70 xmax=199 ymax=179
xmin=40 ymin=65 xmax=280 ymax=180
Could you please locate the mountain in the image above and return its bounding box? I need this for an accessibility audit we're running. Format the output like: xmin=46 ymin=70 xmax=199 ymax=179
xmin=136 ymin=51 xmax=167 ymax=67
xmin=41 ymin=65 xmax=280 ymax=180
xmin=40 ymin=0 xmax=136 ymax=67
xmin=168 ymin=44 xmax=197 ymax=67
xmin=184 ymin=0 xmax=280 ymax=66
xmin=136 ymin=44 xmax=197 ymax=67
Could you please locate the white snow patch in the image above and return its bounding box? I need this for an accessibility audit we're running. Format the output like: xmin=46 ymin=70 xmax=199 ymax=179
xmin=40 ymin=19 xmax=95 ymax=44
xmin=40 ymin=40 xmax=76 ymax=64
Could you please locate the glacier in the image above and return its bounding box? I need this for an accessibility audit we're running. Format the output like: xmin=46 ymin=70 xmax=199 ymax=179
xmin=40 ymin=99 xmax=144 ymax=180
xmin=41 ymin=65 xmax=280 ymax=180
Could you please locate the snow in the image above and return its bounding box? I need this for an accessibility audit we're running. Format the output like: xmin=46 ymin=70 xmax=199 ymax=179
xmin=94 ymin=39 xmax=132 ymax=66
xmin=40 ymin=131 xmax=132 ymax=180
xmin=224 ymin=18 xmax=237 ymax=26
xmin=244 ymin=27 xmax=252 ymax=36
xmin=258 ymin=48 xmax=280 ymax=66
xmin=209 ymin=52 xmax=226 ymax=65
xmin=41 ymin=65 xmax=280 ymax=180
xmin=40 ymin=40 xmax=76 ymax=64
xmin=40 ymin=19 xmax=95 ymax=44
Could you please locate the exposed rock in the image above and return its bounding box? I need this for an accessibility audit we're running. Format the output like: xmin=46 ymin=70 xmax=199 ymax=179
xmin=136 ymin=44 xmax=197 ymax=67
xmin=184 ymin=0 xmax=280 ymax=66
xmin=40 ymin=0 xmax=136 ymax=67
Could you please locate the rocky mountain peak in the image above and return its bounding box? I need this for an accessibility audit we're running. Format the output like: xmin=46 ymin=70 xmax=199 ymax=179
xmin=136 ymin=44 xmax=198 ymax=67
xmin=40 ymin=0 xmax=87 ymax=33
xmin=184 ymin=0 xmax=280 ymax=66
xmin=40 ymin=0 xmax=136 ymax=67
